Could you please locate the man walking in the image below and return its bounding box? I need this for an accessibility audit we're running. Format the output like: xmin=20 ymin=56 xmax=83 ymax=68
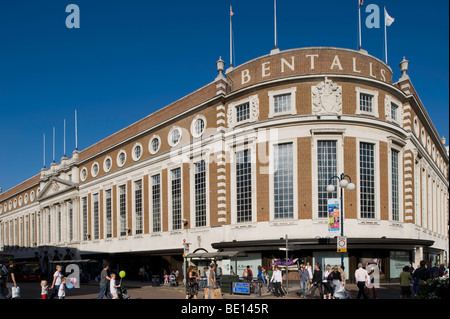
xmin=270 ymin=265 xmax=285 ymax=298
xmin=309 ymin=263 xmax=323 ymax=299
xmin=355 ymin=263 xmax=368 ymax=299
xmin=97 ymin=263 xmax=112 ymax=299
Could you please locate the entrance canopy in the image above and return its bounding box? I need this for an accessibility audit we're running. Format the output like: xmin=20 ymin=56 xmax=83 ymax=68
xmin=185 ymin=250 xmax=247 ymax=260
xmin=50 ymin=259 xmax=98 ymax=264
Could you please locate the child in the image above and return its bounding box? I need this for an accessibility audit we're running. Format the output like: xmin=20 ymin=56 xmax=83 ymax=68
xmin=399 ymin=265 xmax=412 ymax=299
xmin=164 ymin=273 xmax=169 ymax=286
xmin=41 ymin=280 xmax=48 ymax=299
xmin=58 ymin=277 xmax=66 ymax=299
xmin=110 ymin=273 xmax=121 ymax=299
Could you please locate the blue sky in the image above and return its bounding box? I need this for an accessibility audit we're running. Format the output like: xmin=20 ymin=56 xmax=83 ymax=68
xmin=0 ymin=0 xmax=448 ymax=192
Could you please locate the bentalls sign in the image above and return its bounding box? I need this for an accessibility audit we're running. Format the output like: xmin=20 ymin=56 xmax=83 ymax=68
xmin=226 ymin=47 xmax=392 ymax=90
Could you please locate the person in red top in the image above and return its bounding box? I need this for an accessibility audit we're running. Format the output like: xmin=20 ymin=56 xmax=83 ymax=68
xmin=246 ymin=266 xmax=253 ymax=281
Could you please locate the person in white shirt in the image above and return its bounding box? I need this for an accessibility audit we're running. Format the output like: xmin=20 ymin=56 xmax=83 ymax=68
xmin=354 ymin=263 xmax=368 ymax=299
xmin=270 ymin=265 xmax=285 ymax=298
xmin=110 ymin=273 xmax=121 ymax=299
xmin=58 ymin=277 xmax=66 ymax=299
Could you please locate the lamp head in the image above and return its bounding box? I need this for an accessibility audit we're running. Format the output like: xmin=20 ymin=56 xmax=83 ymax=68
xmin=347 ymin=183 xmax=356 ymax=191
xmin=326 ymin=185 xmax=335 ymax=193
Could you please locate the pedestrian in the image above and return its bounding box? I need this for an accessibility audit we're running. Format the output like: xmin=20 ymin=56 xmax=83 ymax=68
xmin=322 ymin=264 xmax=332 ymax=299
xmin=267 ymin=266 xmax=273 ymax=292
xmin=0 ymin=262 xmax=8 ymax=299
xmin=138 ymin=266 xmax=146 ymax=282
xmin=97 ymin=263 xmax=112 ymax=299
xmin=355 ymin=263 xmax=369 ymax=299
xmin=309 ymin=263 xmax=323 ymax=299
xmin=41 ymin=280 xmax=48 ymax=299
xmin=164 ymin=272 xmax=169 ymax=286
xmin=185 ymin=266 xmax=199 ymax=299
xmin=58 ymin=277 xmax=66 ymax=299
xmin=334 ymin=265 xmax=349 ymax=299
xmin=298 ymin=264 xmax=310 ymax=298
xmin=261 ymin=267 xmax=268 ymax=286
xmin=412 ymin=260 xmax=426 ymax=298
xmin=399 ymin=266 xmax=412 ymax=299
xmin=49 ymin=264 xmax=62 ymax=299
xmin=110 ymin=273 xmax=121 ymax=299
xmin=206 ymin=263 xmax=217 ymax=299
xmin=245 ymin=265 xmax=253 ymax=282
xmin=305 ymin=262 xmax=313 ymax=294
xmin=331 ymin=265 xmax=342 ymax=299
xmin=270 ymin=265 xmax=285 ymax=298
xmin=367 ymin=267 xmax=378 ymax=299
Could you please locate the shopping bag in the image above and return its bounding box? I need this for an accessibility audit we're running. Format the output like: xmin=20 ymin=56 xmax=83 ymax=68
xmin=210 ymin=288 xmax=223 ymax=299
xmin=12 ymin=286 xmax=21 ymax=299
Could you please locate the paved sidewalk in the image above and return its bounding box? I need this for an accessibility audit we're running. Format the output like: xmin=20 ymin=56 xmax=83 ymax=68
xmin=13 ymin=279 xmax=403 ymax=299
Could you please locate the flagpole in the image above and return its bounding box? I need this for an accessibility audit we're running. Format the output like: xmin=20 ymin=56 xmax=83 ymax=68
xmin=64 ymin=118 xmax=66 ymax=157
xmin=274 ymin=0 xmax=278 ymax=49
xmin=75 ymin=109 xmax=78 ymax=151
xmin=358 ymin=0 xmax=362 ymax=49
xmin=230 ymin=5 xmax=233 ymax=68
xmin=53 ymin=126 xmax=55 ymax=163
xmin=384 ymin=6 xmax=388 ymax=64
xmin=43 ymin=133 xmax=46 ymax=168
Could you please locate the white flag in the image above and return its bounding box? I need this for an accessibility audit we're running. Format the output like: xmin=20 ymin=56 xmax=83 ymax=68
xmin=385 ymin=8 xmax=395 ymax=26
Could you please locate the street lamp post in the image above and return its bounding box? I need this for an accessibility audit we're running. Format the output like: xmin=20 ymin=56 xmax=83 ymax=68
xmin=327 ymin=173 xmax=355 ymax=268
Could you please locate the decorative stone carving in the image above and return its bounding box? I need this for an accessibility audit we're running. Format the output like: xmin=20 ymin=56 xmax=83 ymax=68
xmin=311 ymin=77 xmax=342 ymax=115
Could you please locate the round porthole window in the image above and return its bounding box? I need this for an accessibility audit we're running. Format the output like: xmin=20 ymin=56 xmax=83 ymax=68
xmin=168 ymin=126 xmax=182 ymax=147
xmin=149 ymin=135 xmax=161 ymax=155
xmin=191 ymin=115 xmax=206 ymax=138
xmin=117 ymin=150 xmax=127 ymax=167
xmin=80 ymin=167 xmax=88 ymax=181
xmin=132 ymin=143 xmax=143 ymax=161
xmin=104 ymin=156 xmax=112 ymax=172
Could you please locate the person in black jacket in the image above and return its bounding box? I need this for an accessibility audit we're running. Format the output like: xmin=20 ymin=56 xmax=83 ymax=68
xmin=412 ymin=260 xmax=426 ymax=297
xmin=309 ymin=263 xmax=323 ymax=299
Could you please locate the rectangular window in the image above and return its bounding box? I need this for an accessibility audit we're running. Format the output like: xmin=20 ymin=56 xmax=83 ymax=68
xmin=360 ymin=93 xmax=373 ymax=113
xmin=317 ymin=141 xmax=338 ymax=218
xmin=391 ymin=102 xmax=398 ymax=121
xmin=273 ymin=93 xmax=292 ymax=114
xmin=152 ymin=174 xmax=161 ymax=232
xmin=119 ymin=185 xmax=127 ymax=236
xmin=171 ymin=168 xmax=182 ymax=230
xmin=236 ymin=102 xmax=250 ymax=123
xmin=93 ymin=193 xmax=99 ymax=239
xmin=274 ymin=143 xmax=294 ymax=219
xmin=57 ymin=206 xmax=61 ymax=243
xmin=69 ymin=202 xmax=73 ymax=242
xmin=82 ymin=197 xmax=88 ymax=240
xmin=194 ymin=160 xmax=207 ymax=227
xmin=236 ymin=149 xmax=252 ymax=223
xmin=47 ymin=214 xmax=51 ymax=243
xmin=31 ymin=213 xmax=35 ymax=246
xmin=392 ymin=149 xmax=399 ymax=221
xmin=134 ymin=180 xmax=143 ymax=234
xmin=105 ymin=190 xmax=112 ymax=238
xmin=360 ymin=142 xmax=376 ymax=219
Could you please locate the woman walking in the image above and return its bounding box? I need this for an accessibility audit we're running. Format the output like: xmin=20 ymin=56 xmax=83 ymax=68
xmin=322 ymin=264 xmax=332 ymax=299
xmin=49 ymin=265 xmax=63 ymax=299
xmin=331 ymin=265 xmax=342 ymax=298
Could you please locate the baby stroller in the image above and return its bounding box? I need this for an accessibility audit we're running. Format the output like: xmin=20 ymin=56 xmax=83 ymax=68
xmin=117 ymin=278 xmax=131 ymax=299
xmin=169 ymin=274 xmax=177 ymax=287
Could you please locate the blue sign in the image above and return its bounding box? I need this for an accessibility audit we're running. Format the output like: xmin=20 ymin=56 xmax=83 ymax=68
xmin=232 ymin=282 xmax=250 ymax=295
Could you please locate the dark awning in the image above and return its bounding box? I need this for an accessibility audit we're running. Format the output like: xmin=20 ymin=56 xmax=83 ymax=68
xmin=50 ymin=259 xmax=98 ymax=264
xmin=186 ymin=250 xmax=248 ymax=259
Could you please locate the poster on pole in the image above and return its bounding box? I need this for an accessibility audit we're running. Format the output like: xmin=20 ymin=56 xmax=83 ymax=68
xmin=327 ymin=198 xmax=340 ymax=233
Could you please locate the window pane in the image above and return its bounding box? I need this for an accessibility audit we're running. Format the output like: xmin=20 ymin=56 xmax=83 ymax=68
xmin=119 ymin=185 xmax=127 ymax=236
xmin=152 ymin=175 xmax=161 ymax=232
xmin=195 ymin=160 xmax=207 ymax=227
xmin=236 ymin=103 xmax=250 ymax=122
xmin=105 ymin=190 xmax=112 ymax=238
xmin=360 ymin=93 xmax=373 ymax=113
xmin=317 ymin=141 xmax=338 ymax=218
xmin=360 ymin=142 xmax=375 ymax=218
xmin=93 ymin=194 xmax=99 ymax=239
xmin=236 ymin=150 xmax=252 ymax=222
xmin=274 ymin=93 xmax=291 ymax=114
xmin=392 ymin=150 xmax=399 ymax=221
xmin=274 ymin=143 xmax=293 ymax=219
xmin=171 ymin=168 xmax=182 ymax=230
xmin=135 ymin=180 xmax=143 ymax=234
